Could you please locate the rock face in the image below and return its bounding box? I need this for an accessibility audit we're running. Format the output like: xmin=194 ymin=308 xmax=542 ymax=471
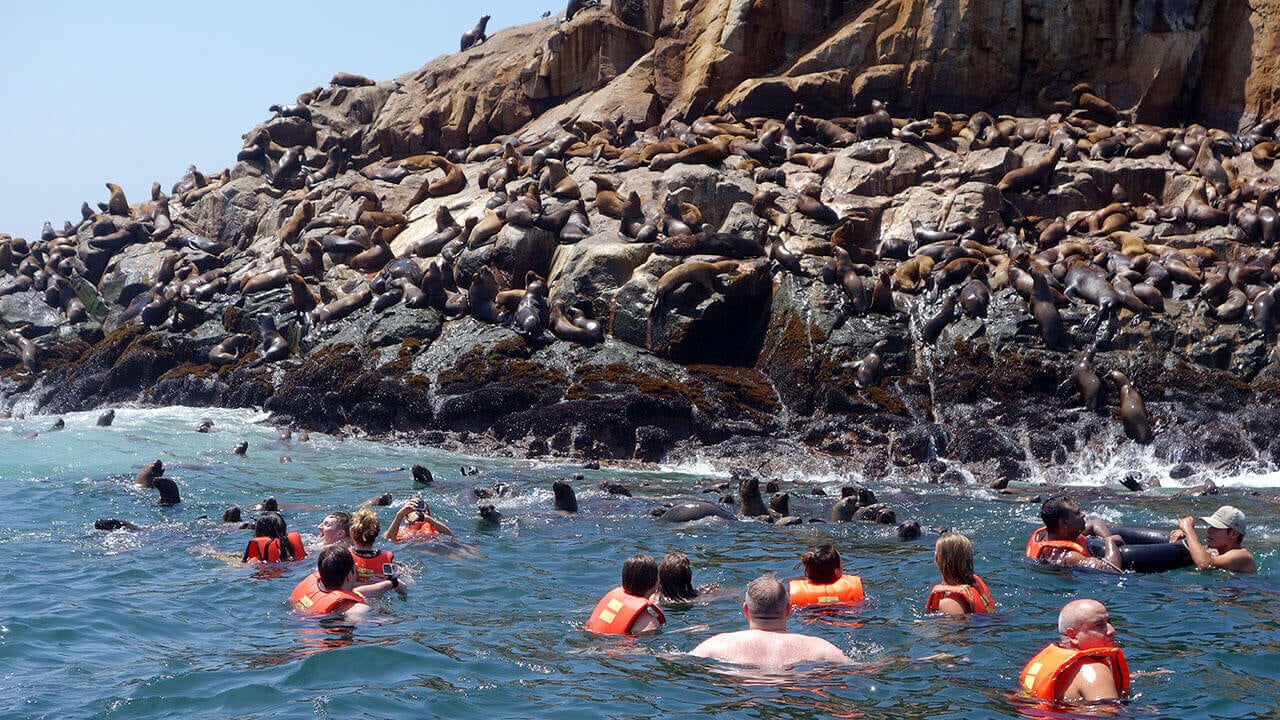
xmin=2 ymin=1 xmax=1280 ymax=482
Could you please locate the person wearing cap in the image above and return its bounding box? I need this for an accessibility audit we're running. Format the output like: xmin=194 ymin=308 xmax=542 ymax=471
xmin=689 ymin=574 xmax=849 ymax=667
xmin=1020 ymin=598 xmax=1128 ymax=702
xmin=1169 ymin=505 xmax=1256 ymax=573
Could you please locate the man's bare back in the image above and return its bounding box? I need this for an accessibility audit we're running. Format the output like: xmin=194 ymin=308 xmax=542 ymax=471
xmin=690 ymin=629 xmax=849 ymax=667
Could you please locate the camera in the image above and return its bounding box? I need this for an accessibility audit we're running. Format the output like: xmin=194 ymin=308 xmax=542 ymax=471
xmin=415 ymin=498 xmax=426 ymax=511
xmin=382 ymin=562 xmax=402 ymax=577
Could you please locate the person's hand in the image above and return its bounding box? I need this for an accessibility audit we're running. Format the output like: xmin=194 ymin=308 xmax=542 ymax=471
xmin=1177 ymin=516 xmax=1196 ymax=536
xmin=397 ymin=499 xmax=417 ymax=518
xmin=1107 ymin=534 xmax=1125 ymax=546
xmin=1169 ymin=528 xmax=1187 ymax=542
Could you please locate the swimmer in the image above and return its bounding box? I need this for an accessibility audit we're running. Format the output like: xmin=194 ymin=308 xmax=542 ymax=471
xmin=289 ymin=545 xmax=406 ymax=619
xmin=242 ymin=512 xmax=307 ymax=563
xmin=1020 ymin=598 xmax=1128 ymax=702
xmin=1025 ymin=495 xmax=1122 ymax=573
xmin=788 ymin=544 xmax=864 ymax=608
xmin=315 ymin=511 xmax=351 ymax=550
xmin=585 ymin=553 xmax=665 ymax=635
xmin=1169 ymin=505 xmax=1256 ymax=573
xmin=385 ymin=498 xmax=454 ymax=541
xmin=926 ymin=532 xmax=995 ymax=615
xmin=348 ymin=508 xmax=396 ymax=583
xmin=689 ymin=575 xmax=850 ymax=667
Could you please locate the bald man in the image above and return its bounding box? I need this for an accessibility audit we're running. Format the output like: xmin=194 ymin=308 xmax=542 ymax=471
xmin=1020 ymin=598 xmax=1129 ymax=702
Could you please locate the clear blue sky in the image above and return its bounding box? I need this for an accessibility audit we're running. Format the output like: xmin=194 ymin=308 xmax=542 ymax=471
xmin=0 ymin=1 xmax=545 ymax=239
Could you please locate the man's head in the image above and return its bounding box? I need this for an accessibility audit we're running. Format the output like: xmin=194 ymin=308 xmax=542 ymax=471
xmin=621 ymin=553 xmax=658 ymax=597
xmin=348 ymin=509 xmax=380 ymax=546
xmin=1058 ymin=598 xmax=1115 ymax=650
xmin=1041 ymin=495 xmax=1084 ymax=535
xmin=317 ymin=511 xmax=351 ymax=545
xmin=800 ymin=544 xmax=843 ymax=584
xmin=1201 ymin=505 xmax=1246 ymax=545
xmin=744 ymin=574 xmax=790 ymax=622
xmin=317 ymin=544 xmax=356 ymax=589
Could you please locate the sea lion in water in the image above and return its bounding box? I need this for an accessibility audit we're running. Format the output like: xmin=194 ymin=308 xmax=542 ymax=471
xmin=96 ymin=409 xmax=115 ymax=427
xmin=477 ymin=503 xmax=503 ymax=529
xmin=738 ymin=476 xmax=769 ymax=517
xmin=1109 ymin=370 xmax=1153 ymax=444
xmin=412 ymin=464 xmax=434 ymax=486
xmin=553 ymin=479 xmax=578 ymax=513
xmin=134 ymin=459 xmax=164 ymax=488
xmin=153 ymin=477 xmax=181 ymax=506
xmin=656 ymin=499 xmax=736 ymax=523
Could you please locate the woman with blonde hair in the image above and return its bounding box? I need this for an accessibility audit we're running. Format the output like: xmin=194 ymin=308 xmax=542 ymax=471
xmin=348 ymin=508 xmax=395 ymax=583
xmin=926 ymin=532 xmax=994 ymax=615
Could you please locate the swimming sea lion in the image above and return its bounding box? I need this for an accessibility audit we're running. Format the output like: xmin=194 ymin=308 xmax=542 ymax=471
xmin=153 ymin=477 xmax=181 ymax=506
xmin=96 ymin=409 xmax=115 ymax=427
xmin=134 ymin=459 xmax=164 ymax=488
xmin=738 ymin=476 xmax=769 ymax=517
xmin=552 ymin=479 xmax=578 ymax=513
xmin=656 ymin=499 xmax=736 ymax=523
xmin=232 ymin=442 xmax=248 ymax=456
xmin=477 ymin=503 xmax=503 ymax=529
xmin=412 ymin=464 xmax=434 ymax=487
xmin=896 ymin=520 xmax=922 ymax=540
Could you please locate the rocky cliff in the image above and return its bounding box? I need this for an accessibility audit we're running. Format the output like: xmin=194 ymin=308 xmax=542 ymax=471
xmin=2 ymin=0 xmax=1279 ymax=486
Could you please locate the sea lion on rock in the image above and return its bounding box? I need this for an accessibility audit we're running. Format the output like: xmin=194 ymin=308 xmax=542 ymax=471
xmin=1109 ymin=370 xmax=1153 ymax=444
xmin=460 ymin=15 xmax=490 ymax=51
xmin=997 ymin=144 xmax=1063 ymax=193
xmin=257 ymin=314 xmax=290 ymax=363
xmin=655 ymin=499 xmax=736 ymax=523
xmin=552 ymin=479 xmax=578 ymax=513
xmin=209 ymin=334 xmax=252 ymax=366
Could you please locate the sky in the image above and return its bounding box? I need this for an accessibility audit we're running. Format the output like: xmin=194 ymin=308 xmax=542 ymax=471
xmin=0 ymin=1 xmax=547 ymax=239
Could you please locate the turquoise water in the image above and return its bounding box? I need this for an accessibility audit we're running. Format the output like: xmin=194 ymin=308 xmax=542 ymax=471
xmin=1 ymin=407 xmax=1276 ymax=719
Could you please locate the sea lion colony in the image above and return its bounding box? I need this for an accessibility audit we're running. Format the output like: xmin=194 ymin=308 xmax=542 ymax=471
xmin=0 ymin=8 xmax=1278 ymax=462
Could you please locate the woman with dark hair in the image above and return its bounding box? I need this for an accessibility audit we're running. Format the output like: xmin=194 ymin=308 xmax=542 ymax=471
xmin=243 ymin=512 xmax=307 ymax=563
xmin=655 ymin=551 xmax=698 ymax=603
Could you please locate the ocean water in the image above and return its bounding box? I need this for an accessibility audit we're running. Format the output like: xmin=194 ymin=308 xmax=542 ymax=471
xmin=0 ymin=406 xmax=1276 ymax=720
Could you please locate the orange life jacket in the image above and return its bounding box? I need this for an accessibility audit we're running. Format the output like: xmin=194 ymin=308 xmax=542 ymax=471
xmin=926 ymin=574 xmax=995 ymax=613
xmin=788 ymin=574 xmax=865 ymax=607
xmin=350 ymin=548 xmax=395 ymax=583
xmin=244 ymin=532 xmax=308 ymax=563
xmin=1025 ymin=527 xmax=1088 ymax=562
xmin=1020 ymin=643 xmax=1130 ymax=701
xmin=395 ymin=520 xmax=439 ymax=542
xmin=288 ymin=572 xmax=366 ymax=616
xmin=584 ymin=586 xmax=666 ymax=634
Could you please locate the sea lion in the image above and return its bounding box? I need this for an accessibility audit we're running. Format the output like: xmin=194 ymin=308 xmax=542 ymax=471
xmin=552 ymin=479 xmax=578 ymax=513
xmin=96 ymin=409 xmax=115 ymax=427
xmin=997 ymin=144 xmax=1063 ymax=193
xmin=232 ymin=441 xmax=248 ymax=456
xmin=257 ymin=314 xmax=290 ymax=363
xmin=515 ymin=272 xmax=550 ymax=338
xmin=153 ymin=477 xmax=181 ymax=506
xmin=920 ymin=290 xmax=958 ymax=344
xmin=897 ymin=520 xmax=922 ymax=540
xmin=1109 ymin=370 xmax=1153 ymax=444
xmin=550 ymin=299 xmax=605 ymax=345
xmin=738 ymin=476 xmax=769 ymax=517
xmin=651 ymin=259 xmax=740 ymax=313
xmin=223 ymin=506 xmax=243 ymax=523
xmin=134 ymin=459 xmax=164 ymax=488
xmin=331 ymin=71 xmax=375 ymax=87
xmin=1065 ymin=345 xmax=1103 ymax=410
xmin=460 ymin=14 xmax=490 ymax=50
xmin=195 ymin=419 xmax=214 ymax=433
xmin=412 ymin=464 xmax=434 ymax=486
xmin=852 ymin=339 xmax=889 ymax=388
xmin=477 ymin=503 xmax=503 ymax=529
xmin=209 ymin=334 xmax=251 ymax=366
xmin=657 ymin=499 xmax=737 ymax=523
xmin=1029 ymin=271 xmax=1063 ymax=348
